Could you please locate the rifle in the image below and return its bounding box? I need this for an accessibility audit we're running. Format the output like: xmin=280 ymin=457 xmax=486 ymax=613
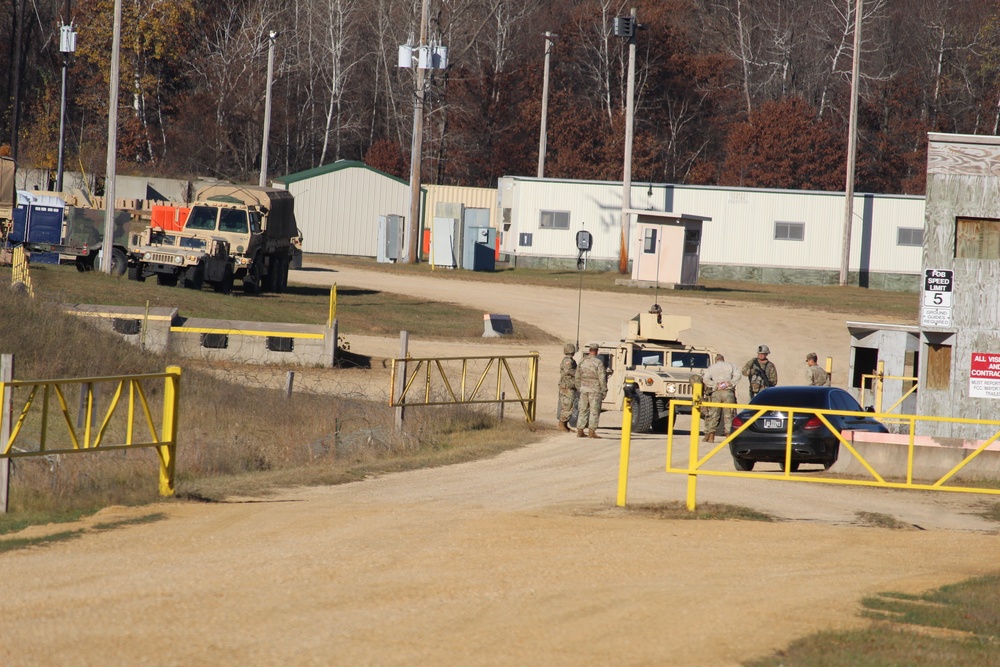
xmin=749 ymin=359 xmax=773 ymax=397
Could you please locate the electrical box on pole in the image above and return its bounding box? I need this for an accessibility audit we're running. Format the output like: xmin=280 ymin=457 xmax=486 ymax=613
xmin=613 ymin=17 xmax=635 ymax=38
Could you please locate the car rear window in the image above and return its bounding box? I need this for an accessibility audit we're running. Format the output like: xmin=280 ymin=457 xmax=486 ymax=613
xmin=750 ymin=389 xmax=825 ymax=409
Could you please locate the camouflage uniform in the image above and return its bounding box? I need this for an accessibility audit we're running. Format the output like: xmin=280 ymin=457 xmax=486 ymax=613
xmin=558 ymin=343 xmax=578 ymax=430
xmin=702 ymin=357 xmax=741 ymax=441
xmin=742 ymin=345 xmax=778 ymax=398
xmin=575 ymin=346 xmax=608 ymax=436
xmin=806 ymin=364 xmax=830 ymax=386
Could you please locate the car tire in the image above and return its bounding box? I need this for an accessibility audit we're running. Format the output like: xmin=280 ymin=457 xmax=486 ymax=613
xmin=110 ymin=248 xmax=128 ymax=276
xmin=631 ymin=393 xmax=654 ymax=433
xmin=127 ymin=265 xmax=145 ymax=282
xmin=183 ymin=264 xmax=205 ymax=290
xmin=778 ymin=461 xmax=800 ymax=472
xmin=733 ymin=457 xmax=754 ymax=471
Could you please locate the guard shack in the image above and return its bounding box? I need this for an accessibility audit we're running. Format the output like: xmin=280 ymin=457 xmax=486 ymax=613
xmin=917 ymin=133 xmax=1000 ymax=438
xmin=629 ymin=210 xmax=710 ymax=287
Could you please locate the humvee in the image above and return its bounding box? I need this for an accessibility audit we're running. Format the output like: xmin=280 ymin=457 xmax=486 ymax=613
xmin=597 ymin=311 xmax=716 ymax=432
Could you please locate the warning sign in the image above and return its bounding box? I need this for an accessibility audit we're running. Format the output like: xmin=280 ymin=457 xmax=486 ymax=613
xmin=969 ymin=352 xmax=1000 ymax=399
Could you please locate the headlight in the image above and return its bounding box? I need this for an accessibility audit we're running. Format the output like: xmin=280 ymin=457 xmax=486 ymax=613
xmin=665 ymin=383 xmax=677 ymax=394
xmin=143 ymin=251 xmax=152 ymax=261
xmin=174 ymin=255 xmax=183 ymax=264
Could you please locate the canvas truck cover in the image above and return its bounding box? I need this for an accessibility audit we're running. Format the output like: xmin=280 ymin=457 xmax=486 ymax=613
xmin=195 ymin=184 xmax=297 ymax=240
xmin=0 ymin=157 xmax=15 ymax=208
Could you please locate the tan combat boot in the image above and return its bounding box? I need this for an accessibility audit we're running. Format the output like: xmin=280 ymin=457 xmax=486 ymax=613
xmin=704 ymin=432 xmax=715 ymax=443
xmin=558 ymin=420 xmax=570 ymax=432
xmin=588 ymin=429 xmax=600 ymax=439
xmin=577 ymin=428 xmax=586 ymax=438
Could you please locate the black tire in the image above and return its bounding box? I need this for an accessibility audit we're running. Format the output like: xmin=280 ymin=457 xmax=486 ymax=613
xmin=243 ymin=262 xmax=261 ymax=294
xmin=127 ymin=265 xmax=145 ymax=282
xmin=263 ymin=256 xmax=280 ymax=293
xmin=156 ymin=273 xmax=178 ymax=287
xmin=630 ymin=393 xmax=655 ymax=433
xmin=183 ymin=264 xmax=205 ymax=290
xmin=110 ymin=248 xmax=128 ymax=276
xmin=213 ymin=265 xmax=233 ymax=294
xmin=822 ymin=450 xmax=839 ymax=471
xmin=276 ymin=255 xmax=289 ymax=293
xmin=778 ymin=461 xmax=800 ymax=472
xmin=733 ymin=457 xmax=755 ymax=471
xmin=75 ymin=256 xmax=95 ymax=272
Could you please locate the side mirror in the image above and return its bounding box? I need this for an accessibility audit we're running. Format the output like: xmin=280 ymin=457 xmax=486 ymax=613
xmin=865 ymin=406 xmax=875 ymax=413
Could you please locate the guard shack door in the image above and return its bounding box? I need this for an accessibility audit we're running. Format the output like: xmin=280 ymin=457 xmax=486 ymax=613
xmin=631 ymin=215 xmax=705 ymax=286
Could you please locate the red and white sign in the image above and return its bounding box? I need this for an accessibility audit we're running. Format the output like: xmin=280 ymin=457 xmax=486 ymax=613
xmin=969 ymin=352 xmax=1000 ymax=399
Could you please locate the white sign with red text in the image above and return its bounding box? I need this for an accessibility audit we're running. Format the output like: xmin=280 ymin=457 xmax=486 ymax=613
xmin=969 ymin=352 xmax=1000 ymax=399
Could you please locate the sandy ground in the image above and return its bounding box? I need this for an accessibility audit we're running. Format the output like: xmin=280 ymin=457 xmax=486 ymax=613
xmin=1 ymin=261 xmax=998 ymax=667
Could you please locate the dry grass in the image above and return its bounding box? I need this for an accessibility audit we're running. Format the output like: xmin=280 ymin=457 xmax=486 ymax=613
xmin=0 ymin=282 xmax=544 ymax=529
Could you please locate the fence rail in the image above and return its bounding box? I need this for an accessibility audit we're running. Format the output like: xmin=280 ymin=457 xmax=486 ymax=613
xmin=389 ymin=353 xmax=539 ymax=422
xmin=0 ymin=362 xmax=181 ymax=510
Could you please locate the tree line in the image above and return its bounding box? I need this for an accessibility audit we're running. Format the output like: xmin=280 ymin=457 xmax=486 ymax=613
xmin=2 ymin=0 xmax=998 ymax=195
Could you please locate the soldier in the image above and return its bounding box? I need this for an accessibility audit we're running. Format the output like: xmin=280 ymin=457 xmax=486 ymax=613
xmin=742 ymin=344 xmax=777 ymax=399
xmin=805 ymin=352 xmax=831 ymax=386
xmin=557 ymin=342 xmax=578 ymax=431
xmin=702 ymin=353 xmax=741 ymax=443
xmin=575 ymin=343 xmax=608 ymax=439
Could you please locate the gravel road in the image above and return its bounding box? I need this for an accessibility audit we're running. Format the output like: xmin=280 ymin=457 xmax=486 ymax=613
xmin=1 ymin=261 xmax=997 ymax=667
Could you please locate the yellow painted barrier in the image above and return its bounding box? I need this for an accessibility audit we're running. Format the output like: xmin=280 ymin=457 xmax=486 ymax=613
xmin=1 ymin=366 xmax=181 ymax=497
xmin=11 ymin=246 xmax=34 ymax=297
xmin=390 ymin=353 xmax=539 ymax=422
xmin=616 ymin=388 xmax=1000 ymax=511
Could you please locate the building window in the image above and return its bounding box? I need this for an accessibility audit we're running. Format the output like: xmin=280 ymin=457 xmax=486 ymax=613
xmin=897 ymin=227 xmax=923 ymax=246
xmin=643 ymin=228 xmax=657 ymax=254
xmin=955 ymin=217 xmax=1000 ymax=259
xmin=684 ymin=228 xmax=701 ymax=254
xmin=539 ymin=210 xmax=570 ymax=230
xmin=774 ymin=221 xmax=804 ymax=241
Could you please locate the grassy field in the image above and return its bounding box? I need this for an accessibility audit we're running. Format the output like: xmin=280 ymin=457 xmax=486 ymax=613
xmin=309 ymin=254 xmax=920 ymax=322
xmin=21 ymin=262 xmax=556 ymax=343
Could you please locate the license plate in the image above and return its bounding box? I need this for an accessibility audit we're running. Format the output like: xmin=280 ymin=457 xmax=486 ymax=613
xmin=762 ymin=417 xmax=785 ymax=430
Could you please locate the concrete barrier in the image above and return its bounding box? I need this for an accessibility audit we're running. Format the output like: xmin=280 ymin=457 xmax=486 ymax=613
xmin=483 ymin=313 xmax=513 ymax=337
xmin=832 ymin=431 xmax=1000 ymax=481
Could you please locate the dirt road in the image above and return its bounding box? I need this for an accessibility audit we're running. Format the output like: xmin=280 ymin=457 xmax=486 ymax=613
xmin=2 ymin=262 xmax=997 ymax=667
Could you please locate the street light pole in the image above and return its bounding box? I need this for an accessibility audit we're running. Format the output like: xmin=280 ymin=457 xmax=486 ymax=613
xmin=839 ymin=0 xmax=863 ymax=286
xmin=618 ymin=8 xmax=638 ymax=275
xmin=404 ymin=0 xmax=431 ymax=264
xmin=537 ymin=32 xmax=557 ymax=178
xmin=56 ymin=3 xmax=75 ymax=193
xmin=99 ymin=0 xmax=122 ymax=275
xmin=259 ymin=30 xmax=278 ymax=187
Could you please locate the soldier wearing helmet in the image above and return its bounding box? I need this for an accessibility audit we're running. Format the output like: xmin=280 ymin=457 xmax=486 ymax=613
xmin=742 ymin=344 xmax=777 ymax=399
xmin=557 ymin=342 xmax=578 ymax=432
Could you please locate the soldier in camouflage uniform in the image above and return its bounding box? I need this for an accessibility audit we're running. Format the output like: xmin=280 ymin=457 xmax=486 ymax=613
xmin=805 ymin=352 xmax=831 ymax=386
xmin=575 ymin=343 xmax=608 ymax=439
xmin=558 ymin=342 xmax=578 ymax=431
xmin=742 ymin=344 xmax=778 ymax=398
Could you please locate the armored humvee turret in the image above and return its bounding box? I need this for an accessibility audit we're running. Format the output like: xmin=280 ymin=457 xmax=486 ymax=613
xmin=597 ymin=310 xmax=717 ymax=432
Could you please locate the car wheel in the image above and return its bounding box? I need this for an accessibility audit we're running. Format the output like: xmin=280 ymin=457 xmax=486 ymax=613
xmin=778 ymin=460 xmax=800 ymax=472
xmin=183 ymin=264 xmax=205 ymax=290
xmin=127 ymin=265 xmax=145 ymax=282
xmin=157 ymin=273 xmax=178 ymax=287
xmin=630 ymin=393 xmax=654 ymax=433
xmin=110 ymin=248 xmax=128 ymax=276
xmin=733 ymin=457 xmax=754 ymax=471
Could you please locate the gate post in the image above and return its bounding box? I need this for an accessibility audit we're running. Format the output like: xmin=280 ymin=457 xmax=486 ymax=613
xmin=158 ymin=365 xmax=181 ymax=497
xmin=394 ymin=331 xmax=409 ymax=430
xmin=0 ymin=354 xmax=12 ymax=513
xmin=687 ymin=380 xmax=704 ymax=511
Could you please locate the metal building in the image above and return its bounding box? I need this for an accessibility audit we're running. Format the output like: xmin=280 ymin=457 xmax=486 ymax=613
xmin=917 ymin=133 xmax=1000 ymax=437
xmin=272 ymin=161 xmax=416 ymax=258
xmin=497 ymin=176 xmax=925 ymax=289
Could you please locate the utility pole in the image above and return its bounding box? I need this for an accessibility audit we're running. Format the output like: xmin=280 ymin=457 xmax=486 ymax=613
xmin=839 ymin=0 xmax=863 ymax=286
xmin=404 ymin=0 xmax=431 ymax=264
xmin=100 ymin=0 xmax=122 ymax=274
xmin=259 ymin=30 xmax=278 ymax=187
xmin=537 ymin=32 xmax=557 ymax=178
xmin=56 ymin=0 xmax=76 ymax=193
xmin=617 ymin=8 xmax=638 ymax=275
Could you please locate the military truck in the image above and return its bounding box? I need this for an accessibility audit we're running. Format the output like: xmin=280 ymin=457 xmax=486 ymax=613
xmin=597 ymin=311 xmax=717 ymax=433
xmin=127 ymin=184 xmax=299 ymax=293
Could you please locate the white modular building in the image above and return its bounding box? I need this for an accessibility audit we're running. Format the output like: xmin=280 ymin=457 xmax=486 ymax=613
xmin=497 ymin=176 xmax=925 ymax=290
xmin=272 ymin=161 xmax=415 ymax=258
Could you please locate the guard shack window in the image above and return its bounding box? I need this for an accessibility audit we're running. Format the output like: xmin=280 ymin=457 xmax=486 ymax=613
xmin=643 ymin=228 xmax=657 ymax=253
xmin=955 ymin=217 xmax=1000 ymax=259
xmin=539 ymin=210 xmax=570 ymax=230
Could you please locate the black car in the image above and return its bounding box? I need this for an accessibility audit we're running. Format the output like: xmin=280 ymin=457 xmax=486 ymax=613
xmin=727 ymin=386 xmax=888 ymax=472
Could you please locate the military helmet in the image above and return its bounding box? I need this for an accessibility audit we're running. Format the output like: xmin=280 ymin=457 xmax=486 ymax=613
xmin=588 ymin=342 xmax=600 ymax=350
xmin=563 ymin=342 xmax=577 ymax=355
xmin=757 ymin=344 xmax=770 ymax=354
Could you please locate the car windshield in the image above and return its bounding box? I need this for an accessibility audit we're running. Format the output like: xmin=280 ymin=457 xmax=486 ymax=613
xmin=185 ymin=206 xmax=218 ymax=231
xmin=750 ymin=388 xmax=826 ymax=409
xmin=671 ymin=352 xmax=711 ymax=369
xmin=637 ymin=351 xmax=664 ymax=366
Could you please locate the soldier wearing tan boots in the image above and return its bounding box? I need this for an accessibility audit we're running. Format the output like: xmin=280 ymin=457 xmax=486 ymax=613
xmin=575 ymin=342 xmax=607 ymax=438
